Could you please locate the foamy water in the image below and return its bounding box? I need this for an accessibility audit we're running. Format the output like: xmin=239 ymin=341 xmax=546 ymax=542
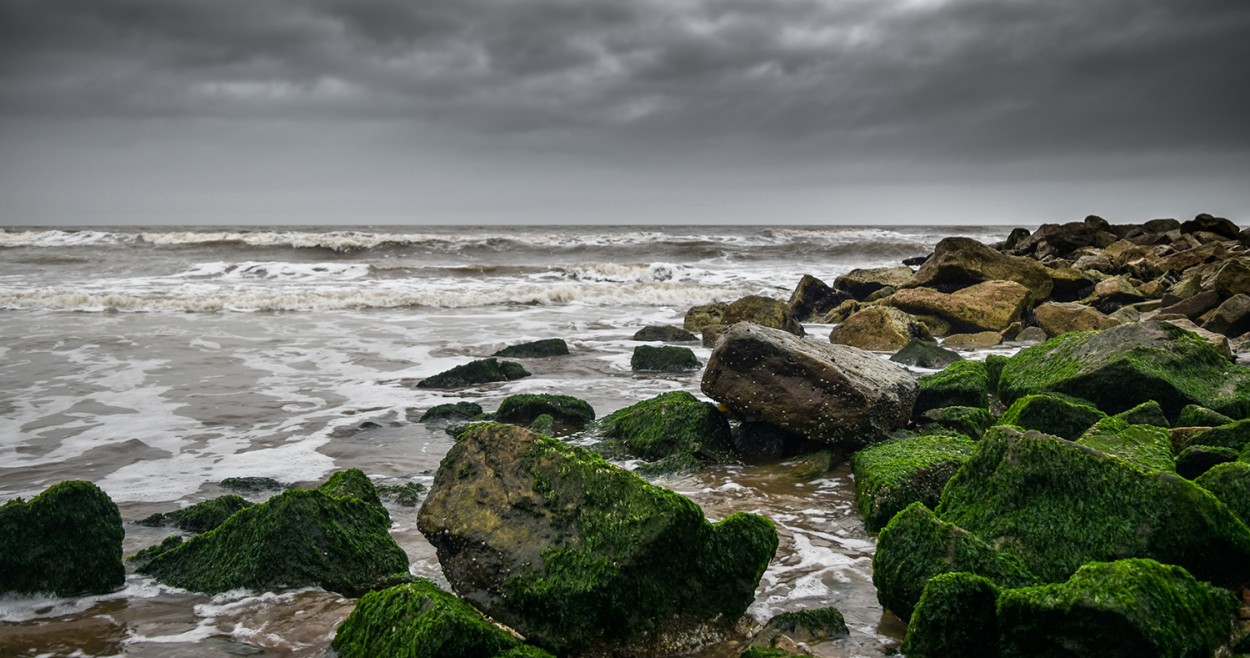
xmin=0 ymin=224 xmax=1011 ymax=657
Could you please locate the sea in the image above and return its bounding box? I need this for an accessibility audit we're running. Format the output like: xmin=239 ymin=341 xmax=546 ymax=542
xmin=0 ymin=224 xmax=1015 ymax=658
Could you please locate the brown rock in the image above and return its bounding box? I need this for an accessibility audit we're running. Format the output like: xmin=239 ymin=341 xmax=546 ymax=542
xmin=1157 ymin=318 xmax=1234 ymax=361
xmin=1158 ymin=243 xmax=1228 ymax=273
xmin=1048 ymin=267 xmax=1097 ymax=302
xmin=1016 ymin=221 xmax=1118 ymax=259
xmin=1159 ymin=290 xmax=1223 ymax=320
xmin=820 ymin=299 xmax=860 ymax=324
xmin=789 ymin=275 xmax=851 ymax=322
xmin=687 ymin=296 xmax=805 ymax=336
xmin=907 ymin=238 xmax=1052 ymax=304
xmin=830 ymin=307 xmax=933 ymax=351
xmin=684 ymin=302 xmax=728 ymax=332
xmin=1034 ymin=302 xmax=1120 ymax=336
xmin=1203 ymin=294 xmax=1250 ymax=338
xmin=1014 ymin=326 xmax=1049 ymax=344
xmin=1181 ymin=213 xmax=1240 ymax=240
xmin=889 ymin=280 xmax=1034 ymax=334
xmin=1142 ymin=218 xmax=1182 ymax=234
xmin=833 ymin=266 xmax=915 ymax=301
xmin=1090 ymin=276 xmax=1148 ymax=305
xmin=1207 ymin=259 xmax=1250 ymax=300
xmin=702 ymin=324 xmax=728 ymax=348
xmin=942 ymin=331 xmax=1003 ymax=350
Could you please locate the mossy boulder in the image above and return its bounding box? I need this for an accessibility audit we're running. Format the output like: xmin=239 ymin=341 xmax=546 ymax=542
xmin=416 ymin=423 xmax=778 ymax=656
xmin=1195 ymin=461 xmax=1250 ymax=526
xmin=0 ymin=480 xmax=125 ymax=596
xmin=632 ymin=325 xmax=697 ymax=342
xmin=420 ymin=401 xmax=485 ymax=423
xmin=418 ymin=358 xmax=531 ymax=388
xmin=752 ymin=607 xmax=849 ymax=649
xmin=138 ymin=470 xmax=408 ymax=596
xmin=1076 ymin=416 xmax=1175 ymax=473
xmin=495 ymin=393 xmax=596 ymax=433
xmin=1176 ymin=404 xmax=1234 ymax=428
xmin=834 ymin=265 xmax=916 ymax=300
xmin=630 ymin=345 xmax=700 ymax=372
xmin=872 ymin=502 xmax=1036 ymax=621
xmin=725 ymin=295 xmax=806 ymax=336
xmin=493 ymin=338 xmax=569 ymax=358
xmin=937 ymin=427 xmax=1250 ymax=587
xmin=377 ymin=482 xmax=426 ymax=507
xmin=1114 ymin=400 xmax=1170 ymax=428
xmin=918 ymin=406 xmax=996 ymax=439
xmin=902 ymin=572 xmax=1000 ymax=658
xmin=997 ymin=559 xmax=1239 ymax=658
xmin=996 ymin=321 xmax=1250 ymax=421
xmin=599 ymin=391 xmax=734 ymax=466
xmin=914 ymin=359 xmax=989 ymax=416
xmin=137 ymin=494 xmax=252 ymax=534
xmin=851 ymin=433 xmax=977 ymax=532
xmin=220 ymin=476 xmax=283 ymax=493
xmin=1176 ymin=445 xmax=1239 ymax=479
xmin=889 ymin=338 xmax=963 ymax=369
xmin=1179 ymin=418 xmax=1250 ymax=453
xmin=331 ymin=579 xmax=554 ymax=658
xmin=998 ymin=393 xmax=1106 ymax=440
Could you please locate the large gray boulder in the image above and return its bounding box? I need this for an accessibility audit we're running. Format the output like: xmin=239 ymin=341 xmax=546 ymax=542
xmin=417 ymin=423 xmax=777 ymax=657
xmin=701 ymin=323 xmax=917 ymax=446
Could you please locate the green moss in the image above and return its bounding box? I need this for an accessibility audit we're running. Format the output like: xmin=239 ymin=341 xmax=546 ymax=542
xmin=918 ymin=406 xmax=996 ymax=439
xmin=219 ymin=476 xmax=283 ymax=493
xmin=331 ymin=579 xmax=528 ymax=658
xmin=128 ymin=535 xmax=184 ymax=569
xmin=1113 ymin=400 xmax=1170 ymax=428
xmin=494 ymin=647 xmax=557 ymax=658
xmin=138 ymin=495 xmax=253 ymax=534
xmin=0 ymin=481 xmax=125 ymax=596
xmin=138 ymin=471 xmax=409 ymax=596
xmin=851 ymin=433 xmax=977 ymax=532
xmin=902 ymin=572 xmax=1000 ymax=658
xmin=1176 ymin=445 xmax=1239 ymax=479
xmin=1076 ymin=416 xmax=1175 ymax=473
xmin=872 ymin=503 xmax=1037 ymax=621
xmin=599 ymin=391 xmax=734 ymax=466
xmin=420 ymin=402 xmax=485 ymax=423
xmin=319 ymin=468 xmax=388 ymax=524
xmin=997 ymin=559 xmax=1239 ymax=658
xmin=630 ymin=345 xmax=700 ymax=372
xmin=495 ymin=393 xmax=596 ymax=433
xmin=377 ymin=482 xmax=426 ymax=507
xmin=634 ymin=451 xmax=704 ymax=476
xmin=997 ymin=322 xmax=1250 ymax=421
xmin=493 ymin=338 xmax=569 ymax=358
xmin=1177 ymin=404 xmax=1234 ymax=428
xmin=985 ymin=354 xmax=1008 ymax=395
xmin=1179 ymin=418 xmax=1250 ymax=453
xmin=937 ymin=427 xmax=1250 ymax=587
xmin=527 ymin=413 xmax=555 ymax=435
xmin=1196 ymin=462 xmax=1250 ymax=527
xmin=418 ymin=358 xmax=531 ymax=388
xmin=915 ymin=360 xmax=989 ymax=416
xmin=998 ymin=393 xmax=1105 ymax=440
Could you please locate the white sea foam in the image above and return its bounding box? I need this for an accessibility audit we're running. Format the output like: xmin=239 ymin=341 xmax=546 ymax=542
xmin=170 ymin=261 xmax=373 ymax=281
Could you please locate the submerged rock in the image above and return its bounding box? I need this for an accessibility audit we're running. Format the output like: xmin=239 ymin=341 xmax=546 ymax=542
xmin=420 ymin=401 xmax=486 ymax=423
xmin=418 ymin=358 xmax=531 ymax=388
xmin=417 ymin=423 xmax=778 ymax=656
xmin=702 ymin=323 xmax=917 ymax=446
xmin=332 ymin=579 xmax=554 ymax=658
xmin=137 ymin=495 xmax=252 ymax=534
xmin=219 ymin=476 xmax=283 ymax=493
xmin=851 ymin=432 xmax=976 ymax=532
xmin=632 ymin=325 xmax=698 ymax=342
xmin=495 ymin=393 xmax=596 ymax=433
xmin=630 ymin=345 xmax=700 ymax=372
xmin=493 ymin=338 xmax=570 ymax=358
xmin=752 ymin=607 xmax=849 ymax=649
xmin=599 ymin=391 xmax=734 ymax=466
xmin=0 ymin=480 xmax=125 ymax=596
xmin=997 ymin=321 xmax=1250 ymax=421
xmin=138 ymin=469 xmax=408 ymax=596
xmin=888 ymin=338 xmax=963 ymax=369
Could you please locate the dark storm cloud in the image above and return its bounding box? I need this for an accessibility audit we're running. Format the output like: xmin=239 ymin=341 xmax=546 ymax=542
xmin=2 ymin=0 xmax=1249 ymax=158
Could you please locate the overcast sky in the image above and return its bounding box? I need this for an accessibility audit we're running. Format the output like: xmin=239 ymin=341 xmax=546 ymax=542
xmin=2 ymin=0 xmax=1248 ymax=226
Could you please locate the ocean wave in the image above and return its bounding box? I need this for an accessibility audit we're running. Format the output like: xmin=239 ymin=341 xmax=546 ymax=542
xmin=0 ymin=229 xmax=138 ymax=248
xmin=170 ymin=261 xmax=374 ymax=281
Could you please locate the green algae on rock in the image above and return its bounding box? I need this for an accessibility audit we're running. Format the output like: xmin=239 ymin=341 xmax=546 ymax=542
xmin=1113 ymin=400 xmax=1171 ymax=428
xmin=630 ymin=344 xmax=700 ymax=372
xmin=599 ymin=391 xmax=734 ymax=467
xmin=851 ymin=432 xmax=977 ymax=532
xmin=996 ymin=321 xmax=1250 ymax=421
xmin=417 ymin=423 xmax=778 ymax=656
xmin=998 ymin=393 xmax=1105 ymax=440
xmin=0 ymin=480 xmax=125 ymax=596
xmin=914 ymin=359 xmax=989 ymax=416
xmin=1179 ymin=418 xmax=1250 ymax=453
xmin=997 ymin=559 xmax=1239 ymax=658
xmin=889 ymin=338 xmax=963 ymax=369
xmin=1177 ymin=404 xmax=1235 ymax=428
xmin=753 ymin=607 xmax=849 ymax=647
xmin=1196 ymin=461 xmax=1250 ymax=527
xmin=901 ymin=572 xmax=999 ymax=658
xmin=137 ymin=494 xmax=253 ymax=534
xmin=872 ymin=502 xmax=1036 ymax=621
xmin=1076 ymin=415 xmax=1175 ymax=473
xmin=937 ymin=427 xmax=1250 ymax=587
xmin=138 ymin=470 xmax=408 ymax=596
xmin=418 ymin=358 xmax=531 ymax=388
xmin=1176 ymin=445 xmax=1239 ymax=480
xmin=493 ymin=338 xmax=569 ymax=358
xmin=917 ymin=406 xmax=995 ymax=439
xmin=331 ymin=579 xmax=554 ymax=658
xmin=495 ymin=393 xmax=596 ymax=433
xmin=420 ymin=401 xmax=485 ymax=423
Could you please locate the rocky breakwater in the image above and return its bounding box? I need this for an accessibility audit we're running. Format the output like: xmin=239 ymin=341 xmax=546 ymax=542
xmin=414 ymin=423 xmax=778 ymax=657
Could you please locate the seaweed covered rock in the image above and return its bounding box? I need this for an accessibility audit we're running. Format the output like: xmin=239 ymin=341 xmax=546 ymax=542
xmin=937 ymin=427 xmax=1250 ymax=586
xmin=918 ymin=406 xmax=996 ymax=439
xmin=1176 ymin=445 xmax=1238 ymax=479
xmin=872 ymin=503 xmax=1036 ymax=621
xmin=417 ymin=423 xmax=778 ymax=656
xmin=493 ymin=338 xmax=569 ymax=358
xmin=138 ymin=470 xmax=408 ymax=595
xmin=320 ymin=468 xmax=389 ymax=521
xmin=889 ymin=338 xmax=962 ymax=369
xmin=702 ymin=323 xmax=917 ymax=446
xmin=684 ymin=302 xmax=728 ymax=332
xmin=632 ymin=325 xmax=697 ymax=342
xmin=901 ymin=572 xmax=999 ymax=658
xmin=997 ymin=320 xmax=1250 ymax=421
xmin=1076 ymin=416 xmax=1175 ymax=473
xmin=1178 ymin=418 xmax=1250 ymax=453
xmin=751 ymin=607 xmax=849 ymax=649
xmin=331 ymin=579 xmax=554 ymax=658
xmin=914 ymin=359 xmax=989 ymax=416
xmin=418 ymin=358 xmax=531 ymax=388
xmin=851 ymin=433 xmax=977 ymax=532
xmin=997 ymin=559 xmax=1239 ymax=658
xmin=724 ymin=295 xmax=806 ymax=336
xmin=495 ymin=393 xmax=596 ymax=433
xmin=630 ymin=345 xmax=700 ymax=372
xmin=599 ymin=391 xmax=734 ymax=466
xmin=220 ymin=476 xmax=283 ymax=493
xmin=137 ymin=494 xmax=252 ymax=534
xmin=998 ymin=393 xmax=1106 ymax=441
xmin=890 ymin=280 xmax=1034 ymax=334
xmin=829 ymin=307 xmax=932 ymax=352
xmin=0 ymin=480 xmax=125 ymax=596
xmin=420 ymin=401 xmax=485 ymax=423
xmin=1115 ymin=400 xmax=1171 ymax=428
xmin=1177 ymin=404 xmax=1234 ymax=428
xmin=1196 ymin=461 xmax=1250 ymax=526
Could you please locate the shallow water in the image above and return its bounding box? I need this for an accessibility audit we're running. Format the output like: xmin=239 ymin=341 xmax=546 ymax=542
xmin=0 ymin=225 xmax=1012 ymax=656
